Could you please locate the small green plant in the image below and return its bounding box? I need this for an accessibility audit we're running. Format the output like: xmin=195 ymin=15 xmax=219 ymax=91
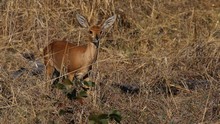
xmin=53 ymin=78 xmax=95 ymax=101
xmin=53 ymin=79 xmax=121 ymax=123
xmin=88 ymin=110 xmax=122 ymax=124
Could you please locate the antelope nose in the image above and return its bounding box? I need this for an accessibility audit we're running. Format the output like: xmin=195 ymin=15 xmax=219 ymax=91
xmin=95 ymin=35 xmax=99 ymax=40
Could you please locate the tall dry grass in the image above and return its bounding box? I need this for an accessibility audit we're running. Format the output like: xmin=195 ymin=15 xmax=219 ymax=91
xmin=0 ymin=0 xmax=220 ymax=123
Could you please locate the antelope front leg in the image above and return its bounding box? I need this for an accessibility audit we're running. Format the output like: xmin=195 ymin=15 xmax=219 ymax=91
xmin=80 ymin=66 xmax=93 ymax=82
xmin=45 ymin=64 xmax=54 ymax=91
xmin=68 ymin=73 xmax=75 ymax=82
xmin=76 ymin=68 xmax=90 ymax=81
xmin=76 ymin=68 xmax=94 ymax=90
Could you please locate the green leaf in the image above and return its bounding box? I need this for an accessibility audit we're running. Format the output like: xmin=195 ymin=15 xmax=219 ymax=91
xmin=89 ymin=114 xmax=99 ymax=123
xmin=89 ymin=114 xmax=98 ymax=120
xmin=66 ymin=89 xmax=77 ymax=100
xmin=109 ymin=110 xmax=122 ymax=123
xmin=98 ymin=114 xmax=109 ymax=120
xmin=99 ymin=119 xmax=108 ymax=124
xmin=83 ymin=81 xmax=95 ymax=87
xmin=59 ymin=109 xmax=74 ymax=115
xmin=62 ymin=78 xmax=73 ymax=85
xmin=78 ymin=90 xmax=88 ymax=97
xmin=59 ymin=109 xmax=67 ymax=115
xmin=64 ymin=87 xmax=74 ymax=94
xmin=109 ymin=110 xmax=121 ymax=116
xmin=48 ymin=120 xmax=55 ymax=124
xmin=88 ymin=120 xmax=96 ymax=124
xmin=55 ymin=83 xmax=66 ymax=90
xmin=88 ymin=115 xmax=108 ymax=124
xmin=110 ymin=114 xmax=121 ymax=123
xmin=89 ymin=113 xmax=109 ymax=124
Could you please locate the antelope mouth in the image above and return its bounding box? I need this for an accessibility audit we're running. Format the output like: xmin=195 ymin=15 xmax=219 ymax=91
xmin=93 ymin=39 xmax=100 ymax=43
xmin=92 ymin=39 xmax=100 ymax=48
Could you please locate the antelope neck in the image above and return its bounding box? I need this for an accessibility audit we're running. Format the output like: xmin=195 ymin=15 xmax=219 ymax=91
xmin=84 ymin=42 xmax=98 ymax=62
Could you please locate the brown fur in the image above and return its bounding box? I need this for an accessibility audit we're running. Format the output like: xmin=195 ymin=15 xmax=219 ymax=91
xmin=43 ymin=14 xmax=116 ymax=82
xmin=43 ymin=39 xmax=97 ymax=81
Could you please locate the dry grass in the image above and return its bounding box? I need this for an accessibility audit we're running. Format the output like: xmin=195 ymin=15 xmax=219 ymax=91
xmin=1 ymin=0 xmax=220 ymax=123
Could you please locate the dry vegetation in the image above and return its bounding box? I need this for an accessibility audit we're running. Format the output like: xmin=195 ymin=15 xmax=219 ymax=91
xmin=1 ymin=0 xmax=220 ymax=123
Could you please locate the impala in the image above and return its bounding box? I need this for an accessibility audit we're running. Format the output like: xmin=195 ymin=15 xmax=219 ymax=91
xmin=43 ymin=14 xmax=116 ymax=83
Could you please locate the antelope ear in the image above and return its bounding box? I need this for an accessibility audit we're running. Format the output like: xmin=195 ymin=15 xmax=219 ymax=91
xmin=76 ymin=14 xmax=89 ymax=28
xmin=101 ymin=15 xmax=116 ymax=30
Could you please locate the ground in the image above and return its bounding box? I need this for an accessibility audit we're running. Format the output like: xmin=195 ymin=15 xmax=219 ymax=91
xmin=0 ymin=0 xmax=220 ymax=123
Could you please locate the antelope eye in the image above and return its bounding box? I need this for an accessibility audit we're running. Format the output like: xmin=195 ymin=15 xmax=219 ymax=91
xmin=89 ymin=31 xmax=92 ymax=34
xmin=100 ymin=31 xmax=103 ymax=34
